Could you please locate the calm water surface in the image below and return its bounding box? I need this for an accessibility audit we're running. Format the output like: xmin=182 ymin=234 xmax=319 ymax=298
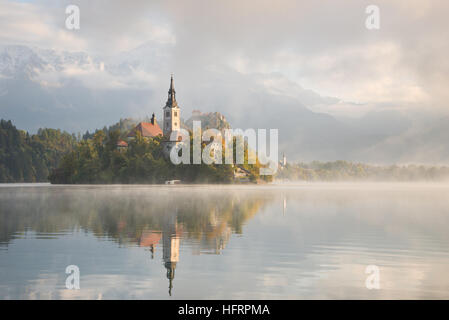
xmin=1 ymin=183 xmax=449 ymax=299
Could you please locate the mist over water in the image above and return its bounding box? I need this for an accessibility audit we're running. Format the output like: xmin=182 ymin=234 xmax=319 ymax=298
xmin=1 ymin=183 xmax=449 ymax=299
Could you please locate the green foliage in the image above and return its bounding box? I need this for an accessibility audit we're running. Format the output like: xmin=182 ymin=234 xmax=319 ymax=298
xmin=1 ymin=119 xmax=267 ymax=184
xmin=0 ymin=119 xmax=77 ymax=182
xmin=49 ymin=129 xmax=268 ymax=184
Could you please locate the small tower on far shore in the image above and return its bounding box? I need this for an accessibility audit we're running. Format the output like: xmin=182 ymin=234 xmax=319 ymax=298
xmin=279 ymin=153 xmax=287 ymax=170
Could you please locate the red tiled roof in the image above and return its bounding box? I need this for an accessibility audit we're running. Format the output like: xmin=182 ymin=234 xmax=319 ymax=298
xmin=139 ymin=231 xmax=162 ymax=247
xmin=127 ymin=122 xmax=163 ymax=138
xmin=117 ymin=140 xmax=128 ymax=147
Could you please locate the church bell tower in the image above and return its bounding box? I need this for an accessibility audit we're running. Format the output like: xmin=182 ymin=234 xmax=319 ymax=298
xmin=163 ymin=75 xmax=180 ymax=137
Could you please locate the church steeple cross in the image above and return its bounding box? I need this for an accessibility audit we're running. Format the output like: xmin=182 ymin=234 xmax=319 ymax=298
xmin=168 ymin=74 xmax=176 ymax=103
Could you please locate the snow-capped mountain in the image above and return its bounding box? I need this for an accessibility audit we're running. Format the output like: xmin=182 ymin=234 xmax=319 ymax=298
xmin=0 ymin=45 xmax=47 ymax=77
xmin=1 ymin=44 xmax=446 ymax=163
xmin=0 ymin=45 xmax=95 ymax=77
xmin=0 ymin=44 xmax=162 ymax=135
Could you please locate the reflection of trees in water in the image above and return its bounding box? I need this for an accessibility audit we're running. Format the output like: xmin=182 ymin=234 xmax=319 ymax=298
xmin=0 ymin=187 xmax=272 ymax=295
xmin=0 ymin=188 xmax=270 ymax=245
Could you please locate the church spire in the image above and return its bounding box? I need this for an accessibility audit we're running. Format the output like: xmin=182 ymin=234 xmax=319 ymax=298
xmin=169 ymin=74 xmax=175 ymax=94
xmin=166 ymin=74 xmax=177 ymax=107
xmin=165 ymin=261 xmax=176 ymax=296
xmin=163 ymin=74 xmax=180 ymax=139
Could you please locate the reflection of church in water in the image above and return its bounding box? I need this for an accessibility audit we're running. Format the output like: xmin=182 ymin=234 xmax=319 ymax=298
xmin=137 ymin=214 xmax=180 ymax=296
xmin=137 ymin=210 xmax=231 ymax=296
xmin=162 ymin=214 xmax=180 ymax=296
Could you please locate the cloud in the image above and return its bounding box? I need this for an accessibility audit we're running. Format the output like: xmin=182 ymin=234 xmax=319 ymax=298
xmin=151 ymin=0 xmax=448 ymax=110
xmin=0 ymin=0 xmax=87 ymax=51
xmin=2 ymin=0 xmax=448 ymax=110
xmin=1 ymin=0 xmax=449 ymax=163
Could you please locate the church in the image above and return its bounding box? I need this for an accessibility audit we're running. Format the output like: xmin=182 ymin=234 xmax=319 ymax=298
xmin=123 ymin=75 xmax=182 ymax=156
xmin=161 ymin=74 xmax=182 ymax=156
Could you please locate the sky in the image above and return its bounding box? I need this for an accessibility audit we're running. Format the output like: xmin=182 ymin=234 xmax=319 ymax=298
xmin=1 ymin=0 xmax=449 ymax=163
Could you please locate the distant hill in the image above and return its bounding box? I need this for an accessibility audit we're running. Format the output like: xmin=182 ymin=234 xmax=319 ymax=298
xmin=3 ymin=44 xmax=446 ymax=164
xmin=276 ymin=160 xmax=449 ymax=182
xmin=82 ymin=118 xmax=139 ymax=140
xmin=183 ymin=110 xmax=231 ymax=131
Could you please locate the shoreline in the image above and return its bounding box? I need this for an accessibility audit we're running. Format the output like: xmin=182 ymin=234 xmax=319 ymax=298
xmin=3 ymin=181 xmax=449 ymax=189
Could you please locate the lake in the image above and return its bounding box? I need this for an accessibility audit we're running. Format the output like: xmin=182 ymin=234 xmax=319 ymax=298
xmin=1 ymin=183 xmax=449 ymax=299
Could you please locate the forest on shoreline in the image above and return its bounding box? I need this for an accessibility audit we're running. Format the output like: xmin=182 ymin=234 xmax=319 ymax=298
xmin=2 ymin=118 xmax=449 ymax=183
xmin=277 ymin=160 xmax=449 ymax=182
xmin=0 ymin=119 xmax=77 ymax=182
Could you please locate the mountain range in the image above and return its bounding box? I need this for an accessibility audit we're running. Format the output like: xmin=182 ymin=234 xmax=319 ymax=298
xmin=0 ymin=44 xmax=448 ymax=164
